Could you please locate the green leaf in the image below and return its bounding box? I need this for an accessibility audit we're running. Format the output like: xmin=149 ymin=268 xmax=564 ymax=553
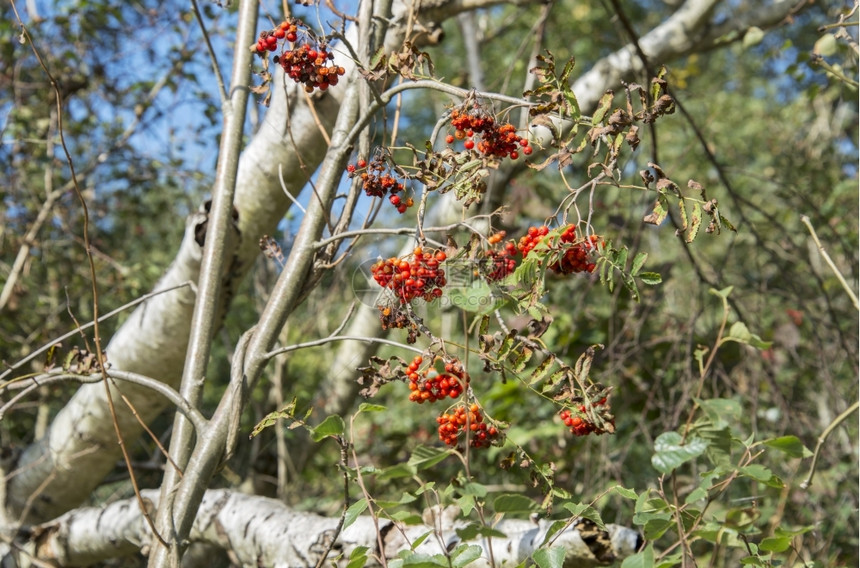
xmin=251 ymin=398 xmax=297 ymax=437
xmin=346 ymin=546 xmax=369 ymax=568
xmin=390 ymin=511 xmax=424 ymax=524
xmin=460 ymin=482 xmax=488 ymax=497
xmin=631 ymin=252 xmax=648 ymax=276
xmin=677 ymin=199 xmax=689 ymax=233
xmin=455 ymin=494 xmax=476 ymax=516
xmin=709 ymin=286 xmax=734 ymax=300
xmin=724 ymin=321 xmax=772 ymax=349
xmin=686 ymin=201 xmax=702 ymax=242
xmin=740 ymin=464 xmax=773 ymax=482
xmin=343 ymin=498 xmax=368 ymax=530
xmin=621 ymin=543 xmax=655 ymax=568
xmin=455 ymin=523 xmax=508 ymax=541
xmin=616 ymin=247 xmax=629 ymax=271
xmin=529 ymin=355 xmax=557 ymax=385
xmin=377 ymin=462 xmax=417 ymax=481
xmin=643 ymin=518 xmax=674 ymax=540
xmin=358 ymin=403 xmax=386 ymax=413
xmin=493 ymin=493 xmax=540 ymax=513
xmin=592 ymin=91 xmax=614 ymax=124
xmin=563 ymin=502 xmax=605 ymax=530
xmin=613 ymin=486 xmax=638 ymax=500
xmin=759 ymin=536 xmax=792 ymax=553
xmin=685 ymin=486 xmax=708 ymax=504
xmin=311 ymin=415 xmax=345 ymax=441
xmin=638 ymin=272 xmax=662 ymax=285
xmin=762 ymin=436 xmax=813 ymax=458
xmin=451 ymin=544 xmax=484 ymax=567
xmin=408 ymin=445 xmax=452 ymax=470
xmin=533 ymin=547 xmax=566 ymax=568
xmin=652 ymin=432 xmax=708 ymax=474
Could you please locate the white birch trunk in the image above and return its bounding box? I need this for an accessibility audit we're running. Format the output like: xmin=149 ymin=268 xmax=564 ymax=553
xmin=6 ymin=489 xmax=640 ymax=567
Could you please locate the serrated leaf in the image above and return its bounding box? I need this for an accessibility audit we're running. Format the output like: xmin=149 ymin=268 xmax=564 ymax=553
xmin=311 ymin=414 xmax=345 ymax=441
xmin=493 ymin=493 xmax=540 ymax=513
xmin=631 ymin=252 xmax=648 ymax=276
xmin=563 ymin=502 xmax=605 ymax=530
xmin=638 ymin=272 xmax=662 ymax=285
xmin=719 ymin=214 xmax=737 ymax=232
xmin=408 ymin=445 xmax=452 ymax=470
xmin=686 ymin=201 xmax=702 ymax=242
xmin=616 ymin=247 xmax=629 ymax=270
xmin=343 ymin=498 xmax=368 ymax=530
xmin=592 ymin=91 xmax=614 ymax=124
xmin=511 ymin=345 xmax=533 ymax=373
xmin=652 ymin=432 xmax=708 ymax=474
xmin=497 ymin=330 xmax=518 ymax=359
xmin=677 ymin=199 xmax=689 ymax=234
xmin=533 ymin=547 xmax=566 ymax=568
xmin=370 ymin=47 xmax=386 ymax=67
xmin=643 ymin=518 xmax=674 ymax=540
xmin=762 ymin=436 xmax=812 ymax=458
xmin=529 ymin=355 xmax=557 ymax=385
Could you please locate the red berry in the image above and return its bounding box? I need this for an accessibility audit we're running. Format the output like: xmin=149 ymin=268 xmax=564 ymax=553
xmin=286 ymin=32 xmax=298 ymax=42
xmin=357 ymin=159 xmax=367 ymax=168
xmin=445 ymin=134 xmax=454 ymax=144
xmin=523 ymin=146 xmax=533 ymax=155
xmin=390 ymin=195 xmax=401 ymax=206
xmin=464 ymin=139 xmax=475 ymax=150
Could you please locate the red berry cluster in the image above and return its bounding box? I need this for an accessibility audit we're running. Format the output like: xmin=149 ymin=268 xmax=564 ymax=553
xmin=445 ymin=108 xmax=532 ymax=159
xmin=559 ymin=397 xmax=613 ymax=436
xmin=405 ymin=357 xmax=469 ymax=403
xmin=370 ymin=247 xmax=447 ymax=303
xmin=550 ymin=228 xmax=601 ymax=275
xmin=517 ymin=225 xmax=550 ymax=256
xmin=516 ymin=225 xmax=602 ymax=274
xmin=255 ymin=20 xmax=346 ymax=93
xmin=347 ymin=158 xmax=414 ymax=214
xmin=437 ymin=403 xmax=500 ymax=448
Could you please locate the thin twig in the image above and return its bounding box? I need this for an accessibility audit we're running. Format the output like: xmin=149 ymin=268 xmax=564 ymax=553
xmin=1 ymin=281 xmax=194 ymax=382
xmin=190 ymin=0 xmax=229 ymax=104
xmin=265 ymin=334 xmax=423 ymax=359
xmin=800 ymin=399 xmax=859 ymax=489
xmin=800 ymin=215 xmax=859 ymax=310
